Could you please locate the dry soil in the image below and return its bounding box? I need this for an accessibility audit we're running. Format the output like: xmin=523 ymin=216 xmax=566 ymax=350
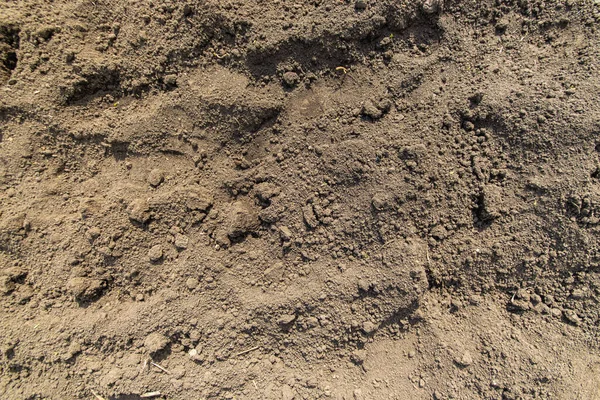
xmin=1 ymin=0 xmax=600 ymax=399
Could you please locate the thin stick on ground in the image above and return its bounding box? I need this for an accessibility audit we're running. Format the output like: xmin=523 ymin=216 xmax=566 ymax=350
xmin=140 ymin=358 xmax=148 ymax=373
xmin=91 ymin=390 xmax=106 ymax=400
xmin=235 ymin=346 xmax=260 ymax=357
xmin=140 ymin=391 xmax=162 ymax=398
xmin=151 ymin=361 xmax=171 ymax=375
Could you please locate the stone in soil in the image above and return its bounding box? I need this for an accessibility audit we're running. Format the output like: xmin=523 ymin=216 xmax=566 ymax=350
xmin=456 ymin=351 xmax=473 ymax=367
xmin=185 ymin=277 xmax=199 ymax=290
xmin=279 ymin=225 xmax=292 ymax=241
xmin=128 ymin=198 xmax=151 ymax=224
xmin=563 ymin=310 xmax=581 ymax=326
xmin=148 ymin=245 xmax=163 ymax=262
xmin=147 ymin=169 xmax=164 ymax=187
xmin=362 ymin=321 xmax=377 ymax=334
xmin=227 ymin=201 xmax=260 ymax=239
xmin=174 ymin=233 xmax=189 ymax=250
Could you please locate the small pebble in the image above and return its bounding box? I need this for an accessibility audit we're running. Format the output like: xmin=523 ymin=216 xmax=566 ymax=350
xmin=362 ymin=321 xmax=377 ymax=334
xmin=185 ymin=277 xmax=199 ymax=291
xmin=550 ymin=308 xmax=562 ymax=318
xmin=148 ymin=245 xmax=163 ymax=262
xmin=563 ymin=310 xmax=581 ymax=326
xmin=456 ymin=351 xmax=473 ymax=367
xmin=128 ymin=198 xmax=151 ymax=223
xmin=147 ymin=169 xmax=164 ymax=187
xmin=279 ymin=226 xmax=292 ymax=241
xmin=174 ymin=234 xmax=189 ymax=250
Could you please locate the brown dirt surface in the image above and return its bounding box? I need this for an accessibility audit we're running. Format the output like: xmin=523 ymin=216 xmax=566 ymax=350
xmin=2 ymin=0 xmax=600 ymax=399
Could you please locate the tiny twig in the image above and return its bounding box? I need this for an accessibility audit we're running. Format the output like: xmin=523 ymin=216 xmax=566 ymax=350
xmin=253 ymin=380 xmax=258 ymax=390
xmin=235 ymin=346 xmax=259 ymax=357
xmin=91 ymin=390 xmax=106 ymax=400
xmin=151 ymin=362 xmax=171 ymax=375
xmin=141 ymin=392 xmax=162 ymax=398
xmin=140 ymin=358 xmax=148 ymax=373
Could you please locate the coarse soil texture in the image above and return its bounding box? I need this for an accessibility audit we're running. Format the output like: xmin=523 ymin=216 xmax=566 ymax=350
xmin=2 ymin=0 xmax=600 ymax=399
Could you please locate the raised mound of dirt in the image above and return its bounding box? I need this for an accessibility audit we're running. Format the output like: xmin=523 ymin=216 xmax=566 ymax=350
xmin=2 ymin=0 xmax=600 ymax=399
